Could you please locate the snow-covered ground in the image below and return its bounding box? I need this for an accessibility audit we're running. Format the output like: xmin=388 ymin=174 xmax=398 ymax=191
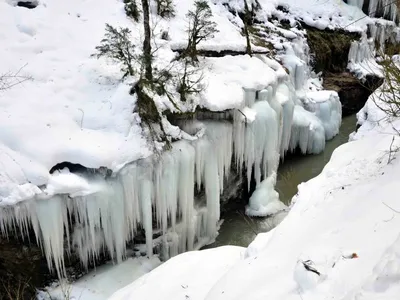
xmin=40 ymin=256 xmax=161 ymax=300
xmin=2 ymin=0 xmax=400 ymax=298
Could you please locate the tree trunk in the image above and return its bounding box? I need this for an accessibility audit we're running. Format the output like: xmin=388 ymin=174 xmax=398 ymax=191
xmin=141 ymin=0 xmax=152 ymax=81
xmin=243 ymin=0 xmax=252 ymax=56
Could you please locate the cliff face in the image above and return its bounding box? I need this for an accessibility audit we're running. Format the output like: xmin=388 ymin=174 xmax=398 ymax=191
xmin=324 ymin=73 xmax=383 ymax=116
xmin=305 ymin=26 xmax=385 ymax=116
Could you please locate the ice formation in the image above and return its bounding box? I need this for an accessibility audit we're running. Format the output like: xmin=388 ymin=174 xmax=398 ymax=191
xmin=348 ymin=0 xmax=399 ymax=22
xmin=348 ymin=23 xmax=400 ymax=78
xmin=245 ymin=172 xmax=287 ymax=217
xmin=0 ymin=49 xmax=343 ymax=277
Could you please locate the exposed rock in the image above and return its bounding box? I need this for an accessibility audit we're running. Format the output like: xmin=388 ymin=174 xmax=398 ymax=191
xmin=305 ymin=26 xmax=360 ymax=73
xmin=16 ymin=1 xmax=38 ymax=9
xmin=323 ymin=72 xmax=383 ymax=116
xmin=0 ymin=236 xmax=52 ymax=299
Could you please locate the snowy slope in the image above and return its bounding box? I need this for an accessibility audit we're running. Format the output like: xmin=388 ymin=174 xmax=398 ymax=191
xmin=109 ymin=246 xmax=244 ymax=300
xmin=0 ymin=0 xmax=152 ymax=204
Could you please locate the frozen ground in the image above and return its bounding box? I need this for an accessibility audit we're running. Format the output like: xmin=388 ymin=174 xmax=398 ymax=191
xmin=39 ymin=256 xmax=161 ymax=300
xmin=109 ymin=246 xmax=244 ymax=300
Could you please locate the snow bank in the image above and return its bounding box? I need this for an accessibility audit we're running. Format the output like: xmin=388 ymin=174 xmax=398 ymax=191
xmin=40 ymin=257 xmax=161 ymax=300
xmin=109 ymin=246 xmax=244 ymax=300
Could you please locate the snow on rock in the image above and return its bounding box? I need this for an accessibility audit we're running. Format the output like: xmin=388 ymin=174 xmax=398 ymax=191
xmin=109 ymin=246 xmax=244 ymax=300
xmin=200 ymin=55 xmax=282 ymax=111
xmin=245 ymin=172 xmax=287 ymax=217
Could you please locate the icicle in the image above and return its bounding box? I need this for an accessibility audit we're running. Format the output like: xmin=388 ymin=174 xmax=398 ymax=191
xmin=35 ymin=196 xmax=68 ymax=278
xmin=176 ymin=141 xmax=196 ymax=252
xmin=289 ymin=105 xmax=326 ymax=154
xmin=139 ymin=164 xmax=153 ymax=257
xmin=347 ymin=0 xmax=364 ymax=9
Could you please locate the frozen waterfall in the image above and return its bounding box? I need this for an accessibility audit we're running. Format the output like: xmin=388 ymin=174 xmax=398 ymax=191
xmin=0 ymin=58 xmax=343 ymax=277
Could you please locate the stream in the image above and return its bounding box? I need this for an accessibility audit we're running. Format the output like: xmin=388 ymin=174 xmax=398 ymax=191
xmin=206 ymin=114 xmax=357 ymax=248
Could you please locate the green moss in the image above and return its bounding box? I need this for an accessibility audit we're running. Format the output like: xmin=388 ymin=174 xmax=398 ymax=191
xmin=305 ymin=26 xmax=360 ymax=73
xmin=384 ymin=41 xmax=400 ymax=55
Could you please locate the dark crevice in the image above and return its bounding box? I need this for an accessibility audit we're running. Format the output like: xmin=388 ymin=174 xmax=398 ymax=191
xmin=171 ymin=48 xmax=269 ymax=57
xmin=323 ymin=72 xmax=383 ymax=116
xmin=49 ymin=162 xmax=113 ymax=177
xmin=17 ymin=1 xmax=38 ymax=9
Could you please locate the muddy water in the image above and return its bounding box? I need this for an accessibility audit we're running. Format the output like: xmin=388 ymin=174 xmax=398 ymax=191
xmin=206 ymin=114 xmax=357 ymax=248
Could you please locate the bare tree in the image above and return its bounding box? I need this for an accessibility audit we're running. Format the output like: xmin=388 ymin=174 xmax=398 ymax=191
xmin=141 ymin=0 xmax=153 ymax=81
xmin=177 ymin=58 xmax=204 ymax=102
xmin=371 ymin=51 xmax=400 ymax=117
xmin=243 ymin=0 xmax=252 ymax=56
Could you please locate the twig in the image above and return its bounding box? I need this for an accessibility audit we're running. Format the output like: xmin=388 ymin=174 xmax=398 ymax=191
xmin=78 ymin=108 xmax=85 ymax=129
xmin=0 ymin=63 xmax=32 ymax=91
xmin=387 ymin=136 xmax=396 ymax=164
xmin=237 ymin=109 xmax=248 ymax=123
xmin=382 ymin=201 xmax=400 ymax=213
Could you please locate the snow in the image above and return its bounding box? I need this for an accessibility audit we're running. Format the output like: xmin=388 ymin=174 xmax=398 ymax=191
xmin=39 ymin=256 xmax=161 ymax=300
xmin=109 ymin=246 xmax=244 ymax=300
xmin=0 ymin=0 xmax=352 ymax=278
xmin=4 ymin=0 xmax=396 ymax=296
xmin=200 ymin=55 xmax=281 ymax=111
xmin=0 ymin=0 xmax=311 ymax=204
xmin=0 ymin=0 xmax=151 ymax=203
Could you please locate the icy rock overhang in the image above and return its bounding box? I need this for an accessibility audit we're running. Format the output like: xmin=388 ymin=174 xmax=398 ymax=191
xmin=0 ymin=73 xmax=343 ymax=277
